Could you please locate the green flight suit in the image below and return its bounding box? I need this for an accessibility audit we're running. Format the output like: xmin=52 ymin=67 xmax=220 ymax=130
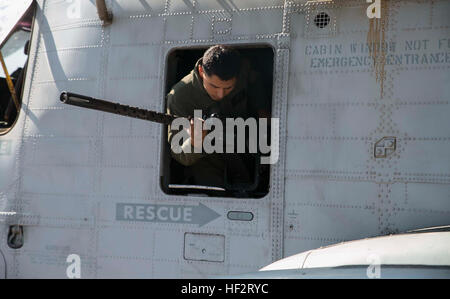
xmin=166 ymin=58 xmax=268 ymax=187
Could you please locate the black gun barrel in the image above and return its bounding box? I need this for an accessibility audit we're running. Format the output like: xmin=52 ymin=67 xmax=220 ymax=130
xmin=60 ymin=91 xmax=177 ymax=125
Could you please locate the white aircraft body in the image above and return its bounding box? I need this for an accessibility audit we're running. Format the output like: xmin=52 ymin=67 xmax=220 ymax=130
xmin=0 ymin=0 xmax=449 ymax=278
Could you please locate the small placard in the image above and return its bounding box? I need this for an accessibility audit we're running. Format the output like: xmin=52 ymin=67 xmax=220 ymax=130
xmin=184 ymin=233 xmax=225 ymax=262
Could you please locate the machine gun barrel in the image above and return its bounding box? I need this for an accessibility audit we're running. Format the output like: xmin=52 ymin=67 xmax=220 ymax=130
xmin=60 ymin=91 xmax=177 ymax=125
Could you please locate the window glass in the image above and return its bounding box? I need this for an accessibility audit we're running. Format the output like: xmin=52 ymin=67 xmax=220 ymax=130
xmin=0 ymin=29 xmax=29 ymax=78
xmin=0 ymin=0 xmax=33 ymax=44
xmin=0 ymin=3 xmax=34 ymax=133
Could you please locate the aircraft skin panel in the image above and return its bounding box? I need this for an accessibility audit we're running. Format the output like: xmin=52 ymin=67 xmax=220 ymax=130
xmin=434 ymin=1 xmax=450 ymax=28
xmin=284 ymin=179 xmax=380 ymax=253
xmin=283 ymin=0 xmax=450 ymax=257
xmin=0 ymin=0 xmax=449 ymax=278
xmin=392 ymin=69 xmax=450 ymax=102
xmin=41 ymin=0 xmax=99 ymax=30
xmin=8 ymin=226 xmax=95 ymax=279
xmin=39 ymin=26 xmax=104 ymax=51
xmin=288 ymin=71 xmax=381 ymax=100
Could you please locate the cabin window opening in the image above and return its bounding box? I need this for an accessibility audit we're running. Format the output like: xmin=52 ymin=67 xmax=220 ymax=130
xmin=0 ymin=5 xmax=35 ymax=135
xmin=161 ymin=45 xmax=274 ymax=198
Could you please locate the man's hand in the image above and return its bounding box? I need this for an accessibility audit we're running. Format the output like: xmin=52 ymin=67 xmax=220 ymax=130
xmin=190 ymin=117 xmax=208 ymax=149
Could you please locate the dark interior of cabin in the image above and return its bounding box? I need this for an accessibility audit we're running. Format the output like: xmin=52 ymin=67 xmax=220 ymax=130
xmin=161 ymin=45 xmax=274 ymax=198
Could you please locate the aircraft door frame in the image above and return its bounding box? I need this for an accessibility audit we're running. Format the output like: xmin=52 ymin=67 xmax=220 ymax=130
xmin=269 ymin=34 xmax=290 ymax=261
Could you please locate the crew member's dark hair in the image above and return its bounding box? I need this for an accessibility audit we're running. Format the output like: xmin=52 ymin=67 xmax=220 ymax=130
xmin=201 ymin=45 xmax=241 ymax=81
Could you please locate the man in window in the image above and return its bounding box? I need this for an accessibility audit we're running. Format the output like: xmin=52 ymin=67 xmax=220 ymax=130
xmin=166 ymin=45 xmax=270 ymax=188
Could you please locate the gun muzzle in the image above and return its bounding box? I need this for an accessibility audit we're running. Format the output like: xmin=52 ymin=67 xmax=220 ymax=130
xmin=60 ymin=92 xmax=109 ymax=108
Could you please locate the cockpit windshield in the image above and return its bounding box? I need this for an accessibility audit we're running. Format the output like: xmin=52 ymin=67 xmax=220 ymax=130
xmin=0 ymin=30 xmax=29 ymax=78
xmin=0 ymin=0 xmax=33 ymax=46
xmin=0 ymin=0 xmax=34 ymax=133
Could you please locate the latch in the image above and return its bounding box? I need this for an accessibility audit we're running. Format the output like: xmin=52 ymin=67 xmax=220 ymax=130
xmin=7 ymin=225 xmax=23 ymax=249
xmin=1 ymin=210 xmax=38 ymax=249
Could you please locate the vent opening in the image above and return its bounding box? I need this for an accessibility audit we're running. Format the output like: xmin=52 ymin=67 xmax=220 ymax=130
xmin=314 ymin=12 xmax=330 ymax=28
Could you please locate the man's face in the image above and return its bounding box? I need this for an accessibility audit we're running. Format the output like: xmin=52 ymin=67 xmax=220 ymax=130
xmin=199 ymin=65 xmax=237 ymax=101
